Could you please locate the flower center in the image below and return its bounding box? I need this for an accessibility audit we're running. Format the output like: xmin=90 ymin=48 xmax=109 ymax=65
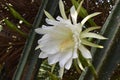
xmin=60 ymin=37 xmax=74 ymax=52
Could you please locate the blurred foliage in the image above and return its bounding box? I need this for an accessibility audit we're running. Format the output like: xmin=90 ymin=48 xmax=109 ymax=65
xmin=37 ymin=60 xmax=59 ymax=80
xmin=0 ymin=0 xmax=40 ymax=80
xmin=7 ymin=5 xmax=31 ymax=26
xmin=4 ymin=19 xmax=27 ymax=37
xmin=37 ymin=60 xmax=81 ymax=80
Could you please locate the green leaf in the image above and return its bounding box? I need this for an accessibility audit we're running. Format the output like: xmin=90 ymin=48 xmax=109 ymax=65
xmin=4 ymin=19 xmax=27 ymax=37
xmin=8 ymin=5 xmax=31 ymax=26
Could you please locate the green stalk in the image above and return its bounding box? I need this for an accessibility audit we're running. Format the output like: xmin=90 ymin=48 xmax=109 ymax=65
xmin=87 ymin=60 xmax=98 ymax=80
xmin=74 ymin=59 xmax=81 ymax=74
xmin=78 ymin=50 xmax=97 ymax=79
xmin=82 ymin=1 xmax=120 ymax=80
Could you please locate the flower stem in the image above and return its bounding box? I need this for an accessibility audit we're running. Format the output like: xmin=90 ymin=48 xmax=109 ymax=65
xmin=78 ymin=50 xmax=98 ymax=79
xmin=87 ymin=60 xmax=98 ymax=80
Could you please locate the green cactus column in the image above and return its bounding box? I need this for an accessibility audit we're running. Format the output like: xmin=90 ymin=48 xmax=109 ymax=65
xmin=82 ymin=0 xmax=120 ymax=80
xmin=12 ymin=0 xmax=59 ymax=80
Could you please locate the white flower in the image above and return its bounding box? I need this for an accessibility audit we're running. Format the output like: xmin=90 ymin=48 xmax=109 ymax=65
xmin=35 ymin=0 xmax=106 ymax=70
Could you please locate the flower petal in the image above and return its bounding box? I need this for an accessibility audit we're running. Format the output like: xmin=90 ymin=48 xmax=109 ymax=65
xmin=70 ymin=6 xmax=77 ymax=24
xmin=77 ymin=58 xmax=85 ymax=71
xmin=35 ymin=25 xmax=53 ymax=34
xmin=56 ymin=16 xmax=71 ymax=25
xmin=81 ymin=39 xmax=103 ymax=48
xmin=79 ymin=44 xmax=92 ymax=59
xmin=72 ymin=52 xmax=78 ymax=58
xmin=59 ymin=0 xmax=67 ymax=19
xmin=46 ymin=18 xmax=59 ymax=25
xmin=82 ymin=26 xmax=101 ymax=33
xmin=72 ymin=47 xmax=78 ymax=58
xmin=59 ymin=49 xmax=73 ymax=68
xmin=81 ymin=12 xmax=101 ymax=26
xmin=39 ymin=52 xmax=48 ymax=58
xmin=40 ymin=41 xmax=60 ymax=54
xmin=65 ymin=58 xmax=72 ymax=70
xmin=81 ymin=32 xmax=107 ymax=39
xmin=39 ymin=35 xmax=61 ymax=54
xmin=48 ymin=53 xmax=61 ymax=65
xmin=44 ymin=10 xmax=55 ymax=20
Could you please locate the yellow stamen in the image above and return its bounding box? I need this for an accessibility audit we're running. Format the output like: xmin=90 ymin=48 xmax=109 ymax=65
xmin=60 ymin=38 xmax=74 ymax=52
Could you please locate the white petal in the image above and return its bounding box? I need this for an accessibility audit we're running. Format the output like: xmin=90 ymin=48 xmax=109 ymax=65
xmin=59 ymin=0 xmax=67 ymax=19
xmin=77 ymin=58 xmax=85 ymax=71
xmin=65 ymin=58 xmax=72 ymax=70
xmin=52 ymin=26 xmax=71 ymax=37
xmin=40 ymin=41 xmax=60 ymax=54
xmin=35 ymin=45 xmax=41 ymax=50
xmin=72 ymin=47 xmax=78 ymax=58
xmin=81 ymin=12 xmax=101 ymax=26
xmin=39 ymin=52 xmax=48 ymax=58
xmin=35 ymin=25 xmax=54 ymax=34
xmin=56 ymin=16 xmax=71 ymax=25
xmin=82 ymin=26 xmax=101 ymax=33
xmin=44 ymin=10 xmax=55 ymax=20
xmin=46 ymin=18 xmax=59 ymax=25
xmin=38 ymin=35 xmax=61 ymax=54
xmin=48 ymin=53 xmax=61 ymax=65
xmin=59 ymin=49 xmax=73 ymax=68
xmin=56 ymin=16 xmax=63 ymax=21
xmin=39 ymin=34 xmax=60 ymax=43
xmin=70 ymin=6 xmax=77 ymax=24
xmin=38 ymin=34 xmax=62 ymax=45
xmin=35 ymin=28 xmax=45 ymax=34
xmin=79 ymin=44 xmax=92 ymax=59
xmin=81 ymin=39 xmax=103 ymax=48
xmin=72 ymin=52 xmax=78 ymax=58
xmin=38 ymin=34 xmax=50 ymax=42
xmin=81 ymin=32 xmax=107 ymax=39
